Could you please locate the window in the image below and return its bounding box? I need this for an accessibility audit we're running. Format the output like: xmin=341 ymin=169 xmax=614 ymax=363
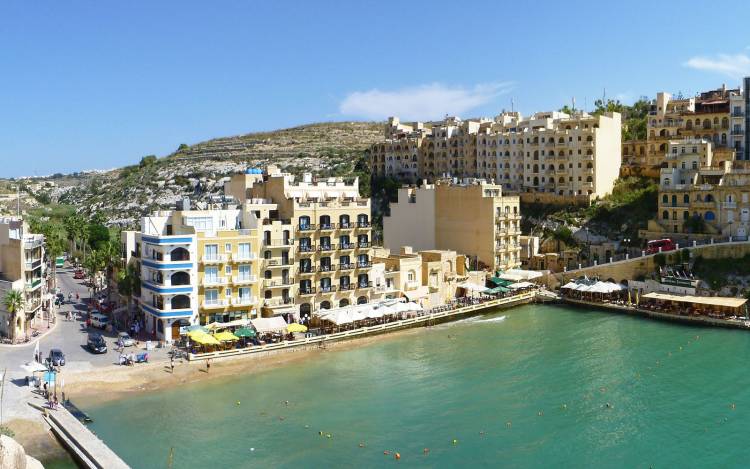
xmin=239 ymin=265 xmax=251 ymax=280
xmin=225 ymin=243 xmax=231 ymax=253
xmin=205 ymin=289 xmax=218 ymax=304
xmin=238 ymin=243 xmax=251 ymax=259
xmin=225 ymin=265 xmax=231 ymax=275
xmin=204 ymin=266 xmax=218 ymax=282
xmin=225 ymin=288 xmax=231 ymax=297
xmin=204 ymin=244 xmax=218 ymax=261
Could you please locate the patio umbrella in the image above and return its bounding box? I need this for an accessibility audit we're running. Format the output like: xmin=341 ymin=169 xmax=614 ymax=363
xmin=214 ymin=331 xmax=239 ymax=342
xmin=287 ymin=323 xmax=308 ymax=333
xmin=233 ymin=327 xmax=256 ymax=338
xmin=191 ymin=333 xmax=220 ymax=345
xmin=185 ymin=325 xmax=208 ymax=334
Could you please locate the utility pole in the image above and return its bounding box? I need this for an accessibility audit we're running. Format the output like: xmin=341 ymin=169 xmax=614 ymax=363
xmin=16 ymin=185 xmax=20 ymax=217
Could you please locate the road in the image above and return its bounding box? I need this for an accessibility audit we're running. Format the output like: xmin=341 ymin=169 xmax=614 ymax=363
xmin=0 ymin=266 xmax=169 ymax=421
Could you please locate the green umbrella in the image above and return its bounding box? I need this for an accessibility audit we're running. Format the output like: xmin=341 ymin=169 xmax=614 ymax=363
xmin=234 ymin=327 xmax=256 ymax=338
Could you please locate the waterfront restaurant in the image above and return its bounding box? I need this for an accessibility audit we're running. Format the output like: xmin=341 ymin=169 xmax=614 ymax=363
xmin=640 ymin=292 xmax=748 ymax=319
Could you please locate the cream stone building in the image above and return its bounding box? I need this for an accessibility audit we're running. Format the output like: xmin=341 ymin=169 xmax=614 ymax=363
xmin=384 ymin=179 xmax=521 ymax=272
xmin=371 ymin=111 xmax=622 ymax=204
xmin=373 ymin=246 xmax=467 ymax=308
xmin=0 ymin=218 xmax=46 ymax=340
xmin=123 ymin=167 xmax=375 ymax=342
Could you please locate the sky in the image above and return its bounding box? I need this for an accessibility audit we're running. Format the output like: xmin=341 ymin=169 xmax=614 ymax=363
xmin=2 ymin=0 xmax=750 ymax=177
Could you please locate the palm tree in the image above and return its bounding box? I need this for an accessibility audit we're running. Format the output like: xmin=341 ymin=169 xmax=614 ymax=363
xmin=4 ymin=289 xmax=24 ymax=343
xmin=46 ymin=232 xmax=65 ymax=291
xmin=117 ymin=263 xmax=139 ymax=326
xmin=100 ymin=240 xmax=120 ymax=302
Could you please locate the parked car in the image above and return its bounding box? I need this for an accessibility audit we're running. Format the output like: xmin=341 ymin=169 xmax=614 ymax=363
xmin=48 ymin=348 xmax=66 ymax=366
xmin=87 ymin=333 xmax=107 ymax=354
xmin=117 ymin=332 xmax=135 ymax=347
xmin=73 ymin=270 xmax=85 ymax=280
xmin=89 ymin=312 xmax=109 ymax=329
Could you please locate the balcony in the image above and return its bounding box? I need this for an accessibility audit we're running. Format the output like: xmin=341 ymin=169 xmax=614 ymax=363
xmin=265 ymin=297 xmax=295 ymax=307
xmin=25 ymin=259 xmax=42 ymax=271
xmin=263 ymin=279 xmax=295 ymax=288
xmin=25 ymin=278 xmax=42 ymax=290
xmin=318 ymin=285 xmax=337 ymax=294
xmin=297 ymin=224 xmax=317 ymax=232
xmin=733 ymin=111 xmax=745 ymax=118
xmin=356 ymin=222 xmax=372 ymax=229
xmin=731 ymin=129 xmax=745 ymax=136
xmin=339 ymin=283 xmax=355 ymax=291
xmin=231 ymin=252 xmax=257 ymax=262
xmin=298 ymin=266 xmax=316 ymax=276
xmin=297 ymin=245 xmax=316 ymax=254
xmin=202 ymin=299 xmax=229 ymax=309
xmin=723 ymin=201 xmax=738 ymax=209
xmin=299 ymin=287 xmax=316 ymax=296
xmin=357 ymin=242 xmax=371 ymax=249
xmin=319 ymin=223 xmax=336 ymax=231
xmin=404 ymin=280 xmax=420 ymax=291
xmin=263 ymin=239 xmax=295 ymax=247
xmin=202 ymin=254 xmax=227 ymax=264
xmin=339 ymin=243 xmax=356 ymax=251
xmin=338 ymin=223 xmax=355 ymax=230
xmin=318 ymin=244 xmax=336 ymax=252
xmin=356 ymin=262 xmax=372 ymax=269
xmin=201 ymin=276 xmax=228 ymax=287
xmin=231 ymin=297 xmax=256 ymax=307
xmin=357 ymin=281 xmax=373 ymax=290
xmin=263 ymin=259 xmax=293 ymax=268
xmin=232 ymin=275 xmax=257 ymax=285
xmin=317 ymin=265 xmax=334 ymax=273
xmin=339 ymin=263 xmax=355 ymax=271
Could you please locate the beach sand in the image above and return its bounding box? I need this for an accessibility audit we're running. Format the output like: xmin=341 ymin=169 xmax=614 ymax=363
xmin=63 ymin=326 xmax=424 ymax=406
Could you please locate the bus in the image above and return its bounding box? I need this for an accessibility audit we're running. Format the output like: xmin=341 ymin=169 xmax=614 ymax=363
xmin=55 ymin=256 xmax=65 ymax=268
xmin=646 ymin=239 xmax=676 ymax=255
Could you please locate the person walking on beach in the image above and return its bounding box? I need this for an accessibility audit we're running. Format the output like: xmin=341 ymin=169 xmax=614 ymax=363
xmin=170 ymin=356 xmax=175 ymax=374
xmin=206 ymin=358 xmax=211 ymax=373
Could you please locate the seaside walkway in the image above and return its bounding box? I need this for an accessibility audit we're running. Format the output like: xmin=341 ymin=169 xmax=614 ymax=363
xmin=188 ymin=290 xmax=537 ymax=361
xmin=563 ymin=297 xmax=750 ymax=330
xmin=30 ymin=401 xmax=130 ymax=469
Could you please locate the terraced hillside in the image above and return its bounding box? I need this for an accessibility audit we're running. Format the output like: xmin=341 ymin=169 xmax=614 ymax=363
xmin=13 ymin=121 xmax=383 ymax=226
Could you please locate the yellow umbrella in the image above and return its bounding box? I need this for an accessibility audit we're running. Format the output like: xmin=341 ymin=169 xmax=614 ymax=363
xmin=287 ymin=323 xmax=307 ymax=333
xmin=214 ymin=331 xmax=239 ymax=342
xmin=191 ymin=333 xmax=220 ymax=345
xmin=187 ymin=330 xmax=209 ymax=340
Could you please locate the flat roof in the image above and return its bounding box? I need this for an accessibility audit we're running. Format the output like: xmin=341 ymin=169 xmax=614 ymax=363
xmin=641 ymin=292 xmax=747 ymax=309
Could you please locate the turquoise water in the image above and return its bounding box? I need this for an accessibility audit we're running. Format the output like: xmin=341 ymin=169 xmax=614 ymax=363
xmin=83 ymin=304 xmax=750 ymax=468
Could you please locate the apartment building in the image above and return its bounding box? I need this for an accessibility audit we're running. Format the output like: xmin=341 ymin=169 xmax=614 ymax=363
xmin=227 ymin=167 xmax=375 ymax=318
xmin=0 ymin=218 xmax=46 ymax=340
xmin=371 ymin=112 xmax=621 ymax=204
xmin=123 ymin=167 xmax=376 ymax=342
xmin=384 ymin=179 xmax=521 ymax=272
xmin=372 ymin=246 xmax=467 ymax=308
xmin=643 ymin=152 xmax=750 ymax=240
xmin=123 ymin=203 xmax=262 ymax=341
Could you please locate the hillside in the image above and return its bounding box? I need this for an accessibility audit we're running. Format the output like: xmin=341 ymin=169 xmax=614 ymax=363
xmin=10 ymin=122 xmax=383 ymax=226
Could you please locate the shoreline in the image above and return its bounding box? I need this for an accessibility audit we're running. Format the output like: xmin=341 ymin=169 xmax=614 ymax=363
xmin=63 ymin=325 xmax=424 ymax=407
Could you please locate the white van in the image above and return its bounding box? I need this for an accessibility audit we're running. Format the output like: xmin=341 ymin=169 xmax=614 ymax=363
xmin=89 ymin=312 xmax=109 ymax=329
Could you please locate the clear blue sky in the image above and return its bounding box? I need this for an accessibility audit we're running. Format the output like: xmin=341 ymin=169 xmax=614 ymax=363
xmin=2 ymin=0 xmax=750 ymax=177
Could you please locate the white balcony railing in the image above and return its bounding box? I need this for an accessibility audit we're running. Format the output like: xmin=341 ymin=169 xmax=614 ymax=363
xmin=202 ymin=254 xmax=227 ymax=263
xmin=231 ymin=297 xmax=257 ymax=306
xmin=232 ymin=252 xmax=257 ymax=262
xmin=202 ymin=277 xmax=228 ymax=286
xmin=202 ymin=299 xmax=229 ymax=308
xmin=232 ymin=275 xmax=258 ymax=285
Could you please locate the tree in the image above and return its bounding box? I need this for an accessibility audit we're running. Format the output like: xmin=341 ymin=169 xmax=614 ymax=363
xmin=177 ymin=143 xmax=189 ymax=152
xmin=45 ymin=231 xmax=65 ymax=290
xmin=139 ymin=155 xmax=157 ymax=168
xmin=64 ymin=214 xmax=86 ymax=255
xmin=654 ymin=253 xmax=667 ymax=272
xmin=3 ymin=289 xmax=23 ymax=342
xmin=117 ymin=263 xmax=139 ymax=325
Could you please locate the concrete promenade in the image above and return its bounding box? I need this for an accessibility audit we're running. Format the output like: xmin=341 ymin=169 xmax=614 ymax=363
xmin=562 ymin=297 xmax=750 ymax=330
xmin=189 ymin=290 xmax=537 ymax=360
xmin=30 ymin=401 xmax=130 ymax=469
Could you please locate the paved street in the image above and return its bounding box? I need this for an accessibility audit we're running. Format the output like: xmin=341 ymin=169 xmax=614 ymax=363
xmin=0 ymin=266 xmax=170 ymax=420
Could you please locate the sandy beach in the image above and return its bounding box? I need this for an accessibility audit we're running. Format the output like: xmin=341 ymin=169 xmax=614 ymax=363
xmin=62 ymin=326 xmax=424 ymax=407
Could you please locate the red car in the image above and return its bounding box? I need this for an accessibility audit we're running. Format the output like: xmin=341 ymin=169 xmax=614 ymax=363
xmin=73 ymin=270 xmax=85 ymax=280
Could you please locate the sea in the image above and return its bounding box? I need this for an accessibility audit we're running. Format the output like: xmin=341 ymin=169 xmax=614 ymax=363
xmin=78 ymin=304 xmax=750 ymax=468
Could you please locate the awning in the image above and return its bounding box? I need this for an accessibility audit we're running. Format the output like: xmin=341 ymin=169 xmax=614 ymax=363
xmin=641 ymin=292 xmax=747 ymax=308
xmin=251 ymin=317 xmax=289 ymax=334
xmin=498 ymin=269 xmax=543 ymax=281
xmin=185 ymin=325 xmax=208 ymax=334
xmin=509 ymin=281 xmax=535 ymax=290
xmin=233 ymin=327 xmax=256 ymax=338
xmin=486 ymin=286 xmax=510 ymax=294
xmin=404 ymin=286 xmax=430 ymax=301
xmin=487 ymin=277 xmax=514 ymax=287
xmin=205 ymin=319 xmax=249 ymax=330
xmin=458 ymin=282 xmax=488 ymax=292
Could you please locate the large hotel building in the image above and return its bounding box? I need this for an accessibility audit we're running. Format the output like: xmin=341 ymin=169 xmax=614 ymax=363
xmin=370 ymin=111 xmax=622 ymax=204
xmin=122 ymin=167 xmax=377 ymax=341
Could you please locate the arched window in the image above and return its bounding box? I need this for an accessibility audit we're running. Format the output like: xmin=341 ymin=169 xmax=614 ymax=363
xmin=170 ymin=271 xmax=190 ymax=286
xmin=705 ymin=211 xmax=715 ymax=221
xmin=171 ymin=247 xmax=189 ymax=261
xmin=683 ymin=194 xmax=689 ymax=204
xmin=357 ymin=296 xmax=368 ymax=305
xmin=320 ymin=300 xmax=331 ymax=310
xmin=339 ymin=298 xmax=350 ymax=307
xmin=662 ymin=210 xmax=669 ymax=220
xmin=171 ymin=295 xmax=190 ymax=309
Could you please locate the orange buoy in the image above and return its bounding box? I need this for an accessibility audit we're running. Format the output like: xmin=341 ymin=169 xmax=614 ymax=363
xmin=395 ymin=452 xmax=401 ymax=460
